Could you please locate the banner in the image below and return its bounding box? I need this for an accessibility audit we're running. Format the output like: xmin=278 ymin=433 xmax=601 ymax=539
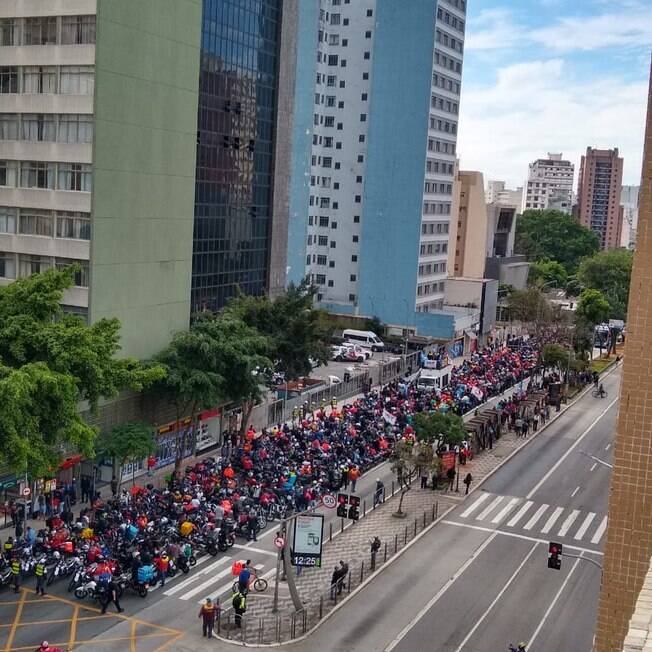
xmin=382 ymin=409 xmax=397 ymax=426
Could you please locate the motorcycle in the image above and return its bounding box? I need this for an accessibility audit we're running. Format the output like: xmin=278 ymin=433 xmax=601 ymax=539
xmin=217 ymin=526 xmax=236 ymax=552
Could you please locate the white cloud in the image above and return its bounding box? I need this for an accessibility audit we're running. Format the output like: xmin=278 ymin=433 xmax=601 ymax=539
xmin=457 ymin=58 xmax=648 ymax=187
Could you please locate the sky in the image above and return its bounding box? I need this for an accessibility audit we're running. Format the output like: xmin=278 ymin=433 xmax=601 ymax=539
xmin=456 ymin=0 xmax=651 ymax=190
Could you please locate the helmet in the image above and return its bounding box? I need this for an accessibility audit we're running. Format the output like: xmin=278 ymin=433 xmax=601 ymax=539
xmin=53 ymin=551 xmax=61 ymax=560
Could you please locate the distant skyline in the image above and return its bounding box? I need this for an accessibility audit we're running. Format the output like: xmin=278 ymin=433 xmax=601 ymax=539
xmin=457 ymin=0 xmax=650 ymax=189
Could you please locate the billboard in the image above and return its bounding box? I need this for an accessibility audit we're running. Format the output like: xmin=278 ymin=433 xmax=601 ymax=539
xmin=292 ymin=514 xmax=324 ymax=567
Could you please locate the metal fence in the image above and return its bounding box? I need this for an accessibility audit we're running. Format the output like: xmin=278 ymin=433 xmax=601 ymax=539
xmin=216 ymin=496 xmax=441 ymax=645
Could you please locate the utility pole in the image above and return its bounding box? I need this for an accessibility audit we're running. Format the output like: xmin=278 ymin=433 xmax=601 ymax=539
xmin=272 ymin=511 xmax=304 ymax=613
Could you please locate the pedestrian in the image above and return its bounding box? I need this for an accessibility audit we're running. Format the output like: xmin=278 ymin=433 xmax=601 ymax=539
xmin=330 ymin=565 xmax=339 ymax=600
xmin=80 ymin=476 xmax=90 ymax=503
xmin=155 ymin=552 xmax=169 ymax=587
xmin=446 ymin=467 xmax=456 ymax=491
xmin=336 ymin=560 xmax=348 ymax=595
xmin=373 ymin=478 xmax=384 ymax=507
xmin=349 ymin=465 xmax=360 ymax=493
xmin=463 ymin=473 xmax=473 ymax=495
xmin=147 ymin=455 xmax=156 ymax=477
xmin=431 ymin=469 xmax=438 ymax=490
xmin=25 ymin=526 xmax=35 ymax=547
xmin=198 ymin=597 xmax=218 ymax=638
xmin=100 ymin=578 xmax=124 ymax=614
xmin=247 ymin=506 xmax=258 ymax=542
xmin=10 ymin=554 xmax=20 ymax=593
xmin=420 ymin=469 xmax=428 ymax=489
xmin=35 ymin=556 xmax=47 ymax=596
xmin=238 ymin=560 xmax=252 ymax=594
xmin=232 ymin=590 xmax=247 ymax=628
xmin=14 ymin=519 xmax=23 ymax=541
xmin=110 ymin=476 xmax=118 ymax=497
xmin=38 ymin=642 xmax=63 ymax=652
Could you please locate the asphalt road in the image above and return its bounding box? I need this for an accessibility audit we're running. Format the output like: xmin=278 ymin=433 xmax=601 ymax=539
xmin=1 ymin=366 xmax=619 ymax=651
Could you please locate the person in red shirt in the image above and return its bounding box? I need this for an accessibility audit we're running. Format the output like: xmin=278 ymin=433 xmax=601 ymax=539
xmin=348 ymin=466 xmax=360 ymax=492
xmin=155 ymin=552 xmax=170 ymax=587
xmin=147 ymin=455 xmax=156 ymax=477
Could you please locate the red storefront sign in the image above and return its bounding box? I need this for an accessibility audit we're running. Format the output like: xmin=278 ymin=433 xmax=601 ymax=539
xmin=440 ymin=451 xmax=456 ymax=472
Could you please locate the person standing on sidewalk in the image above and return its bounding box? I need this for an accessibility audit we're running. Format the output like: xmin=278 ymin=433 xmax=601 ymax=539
xmin=35 ymin=557 xmax=47 ymax=596
xmin=198 ymin=597 xmax=218 ymax=637
xmin=349 ymin=465 xmax=360 ymax=493
xmin=374 ymin=479 xmax=384 ymax=506
xmin=420 ymin=468 xmax=429 ymax=489
xmin=463 ymin=472 xmax=473 ymax=495
xmin=110 ymin=476 xmax=118 ymax=497
xmin=232 ymin=590 xmax=247 ymax=628
xmin=10 ymin=554 xmax=21 ymax=593
xmin=446 ymin=466 xmax=456 ymax=491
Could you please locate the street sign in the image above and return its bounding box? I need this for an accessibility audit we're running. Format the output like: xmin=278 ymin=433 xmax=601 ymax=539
xmin=274 ymin=536 xmax=285 ymax=549
xmin=22 ymin=487 xmax=31 ymax=497
xmin=322 ymin=493 xmax=336 ymax=509
xmin=291 ymin=513 xmax=324 ymax=567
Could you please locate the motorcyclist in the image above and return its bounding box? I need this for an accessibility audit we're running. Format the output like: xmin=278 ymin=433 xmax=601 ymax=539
xmin=509 ymin=644 xmax=527 ymax=652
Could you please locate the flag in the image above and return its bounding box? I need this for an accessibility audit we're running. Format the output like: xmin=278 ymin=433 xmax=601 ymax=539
xmin=382 ymin=409 xmax=396 ymax=426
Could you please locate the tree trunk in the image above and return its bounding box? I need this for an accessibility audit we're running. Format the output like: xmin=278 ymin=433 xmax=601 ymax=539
xmin=114 ymin=458 xmax=123 ymax=494
xmin=239 ymin=399 xmax=255 ymax=438
xmin=396 ymin=484 xmax=412 ymax=515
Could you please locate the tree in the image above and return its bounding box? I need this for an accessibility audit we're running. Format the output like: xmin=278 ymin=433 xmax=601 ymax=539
xmin=576 ymin=289 xmax=611 ymax=326
xmin=224 ymin=279 xmax=330 ymax=380
xmin=390 ymin=440 xmax=440 ymax=517
xmin=0 ymin=269 xmax=164 ymax=476
xmin=97 ymin=422 xmax=156 ymax=491
xmin=577 ymin=249 xmax=633 ymax=320
xmin=412 ymin=412 xmax=467 ymax=447
xmin=507 ymin=287 xmax=552 ymax=325
xmin=515 ymin=210 xmax=600 ymax=275
xmin=528 ymin=259 xmax=568 ymax=288
xmin=541 ymin=344 xmax=570 ymax=372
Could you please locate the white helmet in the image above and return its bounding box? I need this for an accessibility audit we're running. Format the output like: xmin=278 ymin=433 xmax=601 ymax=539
xmin=53 ymin=551 xmax=61 ymax=560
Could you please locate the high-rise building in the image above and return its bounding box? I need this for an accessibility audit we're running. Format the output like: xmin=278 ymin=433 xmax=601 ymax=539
xmin=523 ymin=152 xmax=574 ymax=213
xmin=620 ymin=185 xmax=639 ymax=249
xmin=577 ymin=147 xmax=624 ymax=249
xmin=595 ymin=64 xmax=652 ymax=652
xmin=191 ymin=0 xmax=295 ymax=312
xmin=485 ymin=179 xmax=523 ymax=208
xmin=287 ymin=0 xmax=468 ymax=336
xmin=0 ymin=0 xmax=201 ymax=359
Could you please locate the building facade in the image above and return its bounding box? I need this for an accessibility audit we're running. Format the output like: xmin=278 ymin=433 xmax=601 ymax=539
xmin=595 ymin=64 xmax=652 ymax=652
xmin=191 ymin=0 xmax=294 ymax=313
xmin=523 ymin=152 xmax=574 ymax=213
xmin=485 ymin=179 xmax=523 ymax=208
xmin=620 ymin=184 xmax=639 ymax=249
xmin=0 ymin=0 xmax=201 ymax=359
xmin=287 ymin=0 xmax=467 ymax=337
xmin=577 ymin=147 xmax=624 ymax=249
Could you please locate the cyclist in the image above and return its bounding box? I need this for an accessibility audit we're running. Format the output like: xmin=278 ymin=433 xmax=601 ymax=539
xmin=592 ymin=371 xmax=599 ymax=388
xmin=237 ymin=559 xmax=254 ymax=594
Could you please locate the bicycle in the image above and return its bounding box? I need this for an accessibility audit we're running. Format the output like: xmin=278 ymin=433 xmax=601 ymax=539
xmin=232 ymin=576 xmax=268 ymax=593
xmin=592 ymin=389 xmax=608 ymax=399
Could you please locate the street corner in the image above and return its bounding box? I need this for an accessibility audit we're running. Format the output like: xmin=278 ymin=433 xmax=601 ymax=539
xmin=0 ymin=588 xmax=183 ymax=652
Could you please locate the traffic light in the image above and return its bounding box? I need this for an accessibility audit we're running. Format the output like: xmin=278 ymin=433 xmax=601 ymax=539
xmin=337 ymin=493 xmax=348 ymax=518
xmin=348 ymin=495 xmax=360 ymax=521
xmin=548 ymin=541 xmax=562 ymax=570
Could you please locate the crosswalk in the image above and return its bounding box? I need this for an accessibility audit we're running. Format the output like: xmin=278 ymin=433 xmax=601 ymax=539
xmin=457 ymin=492 xmax=608 ymax=546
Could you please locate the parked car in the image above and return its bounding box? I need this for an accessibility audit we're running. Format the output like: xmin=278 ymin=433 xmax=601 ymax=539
xmin=327 ymin=375 xmax=342 ymax=386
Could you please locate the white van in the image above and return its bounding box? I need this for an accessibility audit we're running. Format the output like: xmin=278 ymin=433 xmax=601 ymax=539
xmin=342 ymin=329 xmax=385 ymax=352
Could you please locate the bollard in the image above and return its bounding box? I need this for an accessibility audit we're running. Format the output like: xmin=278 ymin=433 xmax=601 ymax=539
xmin=394 ymin=533 xmax=398 ymax=553
xmin=226 ymin=612 xmax=232 ymax=640
xmin=276 ymin=615 xmax=281 ymax=643
xmin=414 ymin=518 xmax=417 ymax=537
xmin=243 ymin=614 xmax=248 ymax=642
xmin=384 ymin=541 xmax=388 ymax=562
xmin=383 ymin=487 xmax=386 ymax=503
xmin=435 ymin=501 xmax=439 ymax=520
xmin=258 ymin=618 xmax=264 ymax=645
xmin=432 ymin=503 xmax=436 ymax=522
xmin=302 ymin=609 xmax=307 ymax=634
xmin=291 ymin=612 xmax=296 ymax=639
xmin=423 ymin=511 xmax=427 ymax=528
xmin=360 ymin=561 xmax=364 ymax=583
xmin=363 ymin=499 xmax=367 ymax=517
xmin=341 ymin=518 xmax=344 ymax=534
xmin=330 ymin=522 xmax=333 ymax=542
xmin=319 ymin=594 xmax=324 ymax=619
xmin=392 ymin=480 xmax=395 ymax=496
xmin=347 ymin=570 xmax=352 ymax=592
xmin=404 ymin=525 xmax=408 ymax=545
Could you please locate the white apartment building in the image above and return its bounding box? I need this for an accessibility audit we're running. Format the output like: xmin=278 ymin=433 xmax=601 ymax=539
xmin=0 ymin=4 xmax=96 ymax=315
xmin=299 ymin=0 xmax=465 ymax=316
xmin=485 ymin=179 xmax=523 ymax=207
xmin=523 ymin=152 xmax=574 ymax=213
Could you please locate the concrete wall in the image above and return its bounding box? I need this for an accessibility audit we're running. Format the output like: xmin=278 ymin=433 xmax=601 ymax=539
xmin=453 ymin=171 xmax=487 ymax=278
xmin=90 ymin=0 xmax=201 ymax=359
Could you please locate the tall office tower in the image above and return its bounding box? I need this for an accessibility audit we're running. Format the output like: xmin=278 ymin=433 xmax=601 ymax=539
xmin=577 ymin=147 xmax=624 ymax=249
xmin=287 ymin=0 xmax=467 ymax=334
xmin=0 ymin=0 xmax=201 ymax=359
xmin=595 ymin=64 xmax=652 ymax=652
xmin=191 ymin=0 xmax=295 ymax=313
xmin=523 ymin=153 xmax=574 ymax=213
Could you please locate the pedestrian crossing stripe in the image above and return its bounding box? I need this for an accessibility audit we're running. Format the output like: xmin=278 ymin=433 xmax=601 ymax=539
xmin=459 ymin=492 xmax=607 ymax=545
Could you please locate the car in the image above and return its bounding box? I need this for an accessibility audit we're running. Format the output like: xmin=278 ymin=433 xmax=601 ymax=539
xmin=327 ymin=375 xmax=342 ymax=386
xmin=331 ymin=345 xmax=348 ymax=362
xmin=341 ymin=343 xmax=370 ymax=362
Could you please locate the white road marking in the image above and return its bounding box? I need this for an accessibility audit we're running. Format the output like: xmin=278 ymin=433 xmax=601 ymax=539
xmin=526 ymin=398 xmax=618 ymax=499
xmin=179 ymin=563 xmax=264 ymax=601
xmin=453 ymin=543 xmax=539 ymax=652
xmin=384 ymin=532 xmax=499 ymax=652
xmin=441 ymin=520 xmax=604 ymax=556
xmin=491 ymin=498 xmax=520 ymax=524
xmin=591 ymin=516 xmax=608 ymax=544
xmin=571 ymin=486 xmax=581 ymax=498
xmin=558 ymin=509 xmax=581 ymax=537
xmin=523 ymin=504 xmax=549 ymax=530
xmin=528 ymin=554 xmax=583 ymax=652
xmin=541 ymin=507 xmax=564 ymax=534
xmin=232 ymin=544 xmax=277 ymax=556
xmin=574 ymin=513 xmax=596 ymax=541
xmin=197 ymin=565 xmax=271 ymax=605
xmin=163 ymin=557 xmax=231 ymax=596
xmin=590 ymin=463 xmax=597 ymax=472
xmin=506 ymin=501 xmax=533 ymax=527
xmin=476 ymin=496 xmax=504 ymax=521
xmin=460 ymin=493 xmax=490 ymax=518
xmin=605 ymin=443 xmax=612 ymax=451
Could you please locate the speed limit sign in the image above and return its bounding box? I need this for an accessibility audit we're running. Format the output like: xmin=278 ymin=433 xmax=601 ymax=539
xmin=322 ymin=493 xmax=336 ymax=509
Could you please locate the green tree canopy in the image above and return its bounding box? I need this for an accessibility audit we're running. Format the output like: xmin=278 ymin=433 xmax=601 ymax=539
xmin=390 ymin=440 xmax=441 ymax=516
xmin=577 ymin=249 xmax=633 ymax=320
xmin=507 ymin=287 xmax=552 ymax=324
xmin=541 ymin=344 xmax=570 ymax=371
xmin=528 ymin=258 xmax=568 ymax=288
xmin=515 ymin=210 xmax=600 ymax=274
xmin=0 ymin=269 xmax=163 ymax=476
xmin=412 ymin=412 xmax=467 ymax=447
xmin=575 ymin=289 xmax=611 ymax=326
xmin=224 ymin=279 xmax=330 ymax=380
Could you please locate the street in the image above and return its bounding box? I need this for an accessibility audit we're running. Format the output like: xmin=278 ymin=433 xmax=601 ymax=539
xmin=0 ymin=366 xmax=619 ymax=651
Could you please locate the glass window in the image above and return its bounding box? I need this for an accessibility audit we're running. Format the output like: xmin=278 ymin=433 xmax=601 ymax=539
xmin=0 ymin=252 xmax=16 ymax=278
xmin=0 ymin=207 xmax=17 ymax=233
xmin=0 ymin=67 xmax=18 ymax=93
xmin=19 ymin=209 xmax=53 ymax=236
xmin=19 ymin=254 xmax=50 ymax=277
xmin=57 ymin=163 xmax=92 ymax=192
xmin=55 ymin=257 xmax=89 ymax=287
xmin=22 ymin=66 xmax=57 ymax=94
xmin=57 ymin=114 xmax=93 ymax=143
xmin=59 ymin=66 xmax=95 ymax=95
xmin=0 ymin=160 xmax=18 ymax=186
xmin=60 ymin=15 xmax=96 ymax=45
xmin=22 ymin=114 xmax=56 ymax=141
xmin=20 ymin=161 xmax=55 ymax=189
xmin=0 ymin=114 xmax=18 ymax=140
xmin=23 ymin=17 xmax=57 ymax=46
xmin=0 ymin=19 xmax=17 ymax=46
xmin=56 ymin=211 xmax=90 ymax=240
